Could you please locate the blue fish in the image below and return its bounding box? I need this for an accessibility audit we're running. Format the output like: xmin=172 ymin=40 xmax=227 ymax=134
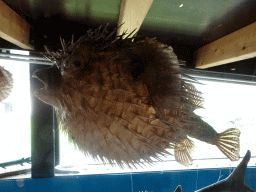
xmin=174 ymin=150 xmax=255 ymax=192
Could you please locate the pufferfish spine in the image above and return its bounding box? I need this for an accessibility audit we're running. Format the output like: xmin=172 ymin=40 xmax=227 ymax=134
xmin=32 ymin=25 xmax=239 ymax=168
xmin=0 ymin=66 xmax=13 ymax=102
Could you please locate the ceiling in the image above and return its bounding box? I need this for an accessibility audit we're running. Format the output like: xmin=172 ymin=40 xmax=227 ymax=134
xmin=1 ymin=0 xmax=256 ymax=73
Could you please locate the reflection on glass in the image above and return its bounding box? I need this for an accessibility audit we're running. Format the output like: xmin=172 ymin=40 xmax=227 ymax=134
xmin=0 ymin=50 xmax=31 ymax=178
xmin=57 ymin=75 xmax=256 ymax=175
xmin=192 ymin=80 xmax=256 ymax=168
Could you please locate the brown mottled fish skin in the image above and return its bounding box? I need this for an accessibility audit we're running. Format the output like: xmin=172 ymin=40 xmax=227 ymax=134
xmin=0 ymin=66 xmax=13 ymax=102
xmin=32 ymin=26 xmax=240 ymax=168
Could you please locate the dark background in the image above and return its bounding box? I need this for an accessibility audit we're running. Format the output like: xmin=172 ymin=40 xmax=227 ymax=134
xmin=0 ymin=0 xmax=256 ymax=75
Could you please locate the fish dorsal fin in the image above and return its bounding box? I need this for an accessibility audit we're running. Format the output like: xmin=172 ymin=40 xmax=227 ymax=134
xmin=227 ymin=150 xmax=251 ymax=183
xmin=174 ymin=185 xmax=182 ymax=192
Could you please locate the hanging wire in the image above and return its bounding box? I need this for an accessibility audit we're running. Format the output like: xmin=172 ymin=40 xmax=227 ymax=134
xmin=0 ymin=49 xmax=53 ymax=65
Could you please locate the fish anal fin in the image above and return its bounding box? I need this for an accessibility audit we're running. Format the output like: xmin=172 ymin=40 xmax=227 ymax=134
xmin=174 ymin=138 xmax=195 ymax=166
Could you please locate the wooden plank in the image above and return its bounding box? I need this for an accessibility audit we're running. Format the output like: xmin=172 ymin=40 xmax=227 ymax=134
xmin=194 ymin=22 xmax=256 ymax=69
xmin=117 ymin=0 xmax=154 ymax=38
xmin=0 ymin=0 xmax=34 ymax=50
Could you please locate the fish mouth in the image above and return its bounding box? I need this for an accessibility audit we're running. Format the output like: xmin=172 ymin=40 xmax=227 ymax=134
xmin=32 ymin=65 xmax=62 ymax=91
xmin=33 ymin=86 xmax=49 ymax=100
xmin=32 ymin=69 xmax=49 ymax=97
xmin=32 ymin=65 xmax=62 ymax=107
xmin=32 ymin=74 xmax=53 ymax=105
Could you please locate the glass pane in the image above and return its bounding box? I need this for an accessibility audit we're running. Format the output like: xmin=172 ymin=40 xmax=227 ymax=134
xmin=190 ymin=80 xmax=256 ymax=169
xmin=0 ymin=50 xmax=31 ymax=178
xmin=56 ymin=72 xmax=256 ymax=175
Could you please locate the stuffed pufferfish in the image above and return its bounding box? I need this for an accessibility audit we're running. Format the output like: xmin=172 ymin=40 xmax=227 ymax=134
xmin=33 ymin=26 xmax=240 ymax=168
xmin=0 ymin=66 xmax=13 ymax=103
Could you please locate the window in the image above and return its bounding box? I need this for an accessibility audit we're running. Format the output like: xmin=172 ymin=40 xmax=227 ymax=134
xmin=187 ymin=70 xmax=256 ymax=169
xmin=0 ymin=49 xmax=31 ymax=177
xmin=0 ymin=50 xmax=255 ymax=178
xmin=0 ymin=49 xmax=53 ymax=179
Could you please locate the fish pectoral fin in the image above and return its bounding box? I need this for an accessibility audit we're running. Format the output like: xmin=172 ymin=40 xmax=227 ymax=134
xmin=216 ymin=128 xmax=241 ymax=161
xmin=174 ymin=138 xmax=195 ymax=166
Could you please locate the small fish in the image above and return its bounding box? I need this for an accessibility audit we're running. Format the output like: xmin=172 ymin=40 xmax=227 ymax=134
xmin=0 ymin=66 xmax=13 ymax=103
xmin=173 ymin=150 xmax=255 ymax=192
xmin=195 ymin=150 xmax=255 ymax=192
xmin=32 ymin=25 xmax=240 ymax=168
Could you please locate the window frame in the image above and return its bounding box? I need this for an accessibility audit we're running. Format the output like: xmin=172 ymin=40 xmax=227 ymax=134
xmin=30 ymin=63 xmax=60 ymax=178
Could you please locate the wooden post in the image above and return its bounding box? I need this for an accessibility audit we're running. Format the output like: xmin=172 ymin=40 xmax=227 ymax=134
xmin=117 ymin=0 xmax=154 ymax=38
xmin=195 ymin=22 xmax=256 ymax=69
xmin=0 ymin=0 xmax=34 ymax=50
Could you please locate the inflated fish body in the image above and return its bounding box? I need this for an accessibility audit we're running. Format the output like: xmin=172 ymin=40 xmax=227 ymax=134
xmin=0 ymin=66 xmax=13 ymax=102
xmin=33 ymin=37 xmax=195 ymax=167
xmin=33 ymin=26 xmax=240 ymax=168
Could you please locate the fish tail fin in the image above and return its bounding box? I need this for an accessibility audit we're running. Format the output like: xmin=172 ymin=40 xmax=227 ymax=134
xmin=216 ymin=128 xmax=240 ymax=161
xmin=174 ymin=138 xmax=195 ymax=166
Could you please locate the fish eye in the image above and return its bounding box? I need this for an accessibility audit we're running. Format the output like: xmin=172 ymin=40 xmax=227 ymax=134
xmin=65 ymin=55 xmax=84 ymax=69
xmin=73 ymin=59 xmax=82 ymax=67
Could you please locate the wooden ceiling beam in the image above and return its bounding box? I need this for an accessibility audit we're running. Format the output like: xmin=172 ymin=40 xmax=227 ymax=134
xmin=117 ymin=0 xmax=154 ymax=38
xmin=0 ymin=0 xmax=34 ymax=50
xmin=194 ymin=22 xmax=256 ymax=69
